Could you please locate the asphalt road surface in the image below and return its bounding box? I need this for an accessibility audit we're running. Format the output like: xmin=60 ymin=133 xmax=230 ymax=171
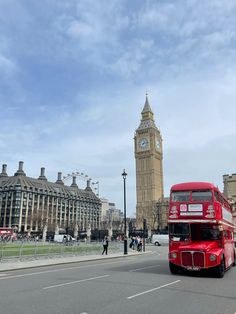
xmin=0 ymin=246 xmax=236 ymax=314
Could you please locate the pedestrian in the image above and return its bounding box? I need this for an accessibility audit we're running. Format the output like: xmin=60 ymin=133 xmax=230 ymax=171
xmin=129 ymin=237 xmax=135 ymax=249
xmin=134 ymin=236 xmax=138 ymax=250
xmin=102 ymin=236 xmax=109 ymax=255
xmin=129 ymin=238 xmax=133 ymax=249
xmin=137 ymin=236 xmax=141 ymax=251
xmin=137 ymin=238 xmax=142 ymax=252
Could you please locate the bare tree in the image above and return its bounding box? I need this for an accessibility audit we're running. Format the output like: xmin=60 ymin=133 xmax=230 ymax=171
xmin=27 ymin=207 xmax=56 ymax=233
xmin=149 ymin=198 xmax=169 ymax=232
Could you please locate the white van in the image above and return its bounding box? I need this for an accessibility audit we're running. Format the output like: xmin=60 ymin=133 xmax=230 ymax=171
xmin=54 ymin=234 xmax=76 ymax=243
xmin=151 ymin=234 xmax=169 ymax=246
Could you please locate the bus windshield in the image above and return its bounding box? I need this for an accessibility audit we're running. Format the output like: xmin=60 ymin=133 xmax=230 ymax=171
xmin=169 ymin=223 xmax=190 ymax=241
xmin=191 ymin=224 xmax=221 ymax=241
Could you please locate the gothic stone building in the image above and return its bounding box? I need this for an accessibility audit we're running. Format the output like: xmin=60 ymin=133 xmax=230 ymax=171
xmin=223 ymin=173 xmax=236 ymax=232
xmin=0 ymin=161 xmax=101 ymax=235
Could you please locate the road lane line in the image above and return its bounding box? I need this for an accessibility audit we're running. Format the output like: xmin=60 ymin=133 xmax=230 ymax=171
xmin=127 ymin=280 xmax=181 ymax=300
xmin=129 ymin=265 xmax=160 ymax=272
xmin=43 ymin=274 xmax=110 ymax=290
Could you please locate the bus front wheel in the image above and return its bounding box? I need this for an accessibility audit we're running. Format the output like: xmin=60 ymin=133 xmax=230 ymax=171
xmin=169 ymin=262 xmax=181 ymax=275
xmin=215 ymin=257 xmax=225 ymax=278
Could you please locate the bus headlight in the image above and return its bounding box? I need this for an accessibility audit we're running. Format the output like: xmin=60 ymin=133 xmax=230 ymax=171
xmin=171 ymin=252 xmax=177 ymax=259
xmin=209 ymin=254 xmax=217 ymax=262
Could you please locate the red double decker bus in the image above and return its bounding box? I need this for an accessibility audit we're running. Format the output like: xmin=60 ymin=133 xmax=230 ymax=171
xmin=0 ymin=227 xmax=17 ymax=241
xmin=168 ymin=182 xmax=235 ymax=278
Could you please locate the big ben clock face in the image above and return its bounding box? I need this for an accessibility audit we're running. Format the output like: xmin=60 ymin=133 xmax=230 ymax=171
xmin=156 ymin=139 xmax=161 ymax=149
xmin=139 ymin=137 xmax=149 ymax=149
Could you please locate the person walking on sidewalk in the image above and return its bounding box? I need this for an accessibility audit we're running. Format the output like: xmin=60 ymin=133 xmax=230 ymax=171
xmin=102 ymin=236 xmax=109 ymax=255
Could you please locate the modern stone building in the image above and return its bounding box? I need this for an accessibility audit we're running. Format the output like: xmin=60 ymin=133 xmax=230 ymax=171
xmin=223 ymin=173 xmax=236 ymax=232
xmin=134 ymin=95 xmax=166 ymax=229
xmin=0 ymin=162 xmax=101 ymax=236
xmin=100 ymin=198 xmax=123 ymax=226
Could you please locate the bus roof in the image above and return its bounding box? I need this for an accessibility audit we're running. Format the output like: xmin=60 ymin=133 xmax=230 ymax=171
xmin=171 ymin=182 xmax=217 ymax=191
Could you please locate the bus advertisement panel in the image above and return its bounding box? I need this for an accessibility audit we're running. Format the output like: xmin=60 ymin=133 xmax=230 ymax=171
xmin=168 ymin=182 xmax=235 ymax=278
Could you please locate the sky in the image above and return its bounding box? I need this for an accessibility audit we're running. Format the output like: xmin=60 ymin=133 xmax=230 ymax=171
xmin=0 ymin=0 xmax=236 ymax=217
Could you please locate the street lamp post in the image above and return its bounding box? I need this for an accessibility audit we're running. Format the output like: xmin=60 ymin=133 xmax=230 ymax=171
xmin=122 ymin=169 xmax=128 ymax=255
xmin=66 ymin=202 xmax=70 ymax=244
xmin=66 ymin=200 xmax=70 ymax=234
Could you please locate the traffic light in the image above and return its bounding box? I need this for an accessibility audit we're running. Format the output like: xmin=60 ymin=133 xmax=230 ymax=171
xmin=143 ymin=219 xmax=147 ymax=237
xmin=143 ymin=218 xmax=147 ymax=230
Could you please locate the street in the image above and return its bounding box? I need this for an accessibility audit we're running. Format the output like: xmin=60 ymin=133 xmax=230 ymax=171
xmin=0 ymin=246 xmax=235 ymax=314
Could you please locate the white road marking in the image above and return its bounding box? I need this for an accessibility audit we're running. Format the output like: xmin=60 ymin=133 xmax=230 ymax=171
xmin=43 ymin=274 xmax=110 ymax=290
xmin=129 ymin=265 xmax=160 ymax=272
xmin=127 ymin=280 xmax=181 ymax=300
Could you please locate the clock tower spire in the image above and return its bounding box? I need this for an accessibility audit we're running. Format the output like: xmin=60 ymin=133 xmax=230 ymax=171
xmin=134 ymin=95 xmax=164 ymax=229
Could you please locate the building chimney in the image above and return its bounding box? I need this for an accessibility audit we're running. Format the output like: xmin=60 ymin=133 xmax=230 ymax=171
xmin=56 ymin=172 xmax=64 ymax=185
xmin=71 ymin=176 xmax=78 ymax=188
xmin=0 ymin=164 xmax=8 ymax=177
xmin=38 ymin=167 xmax=47 ymax=181
xmin=85 ymin=179 xmax=92 ymax=191
xmin=14 ymin=161 xmax=26 ymax=176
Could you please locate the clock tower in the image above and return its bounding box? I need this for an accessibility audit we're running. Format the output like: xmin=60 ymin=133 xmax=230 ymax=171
xmin=134 ymin=95 xmax=164 ymax=229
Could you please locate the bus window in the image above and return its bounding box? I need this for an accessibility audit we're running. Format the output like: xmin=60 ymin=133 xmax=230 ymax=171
xmin=214 ymin=191 xmax=220 ymax=202
xmin=192 ymin=190 xmax=212 ymax=201
xmin=219 ymin=195 xmax=224 ymax=205
xmin=172 ymin=191 xmax=190 ymax=202
xmin=223 ymin=230 xmax=228 ymax=240
xmin=169 ymin=223 xmax=190 ymax=241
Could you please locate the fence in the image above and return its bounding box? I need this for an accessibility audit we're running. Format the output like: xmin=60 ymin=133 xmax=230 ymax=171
xmin=0 ymin=240 xmax=122 ymax=262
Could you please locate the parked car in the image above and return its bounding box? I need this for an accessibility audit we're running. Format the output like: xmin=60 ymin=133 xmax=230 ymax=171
xmin=54 ymin=234 xmax=76 ymax=243
xmin=151 ymin=234 xmax=169 ymax=246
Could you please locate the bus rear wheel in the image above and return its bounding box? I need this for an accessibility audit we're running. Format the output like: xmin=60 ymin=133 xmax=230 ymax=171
xmin=215 ymin=257 xmax=225 ymax=278
xmin=169 ymin=262 xmax=181 ymax=274
xmin=233 ymin=251 xmax=236 ymax=267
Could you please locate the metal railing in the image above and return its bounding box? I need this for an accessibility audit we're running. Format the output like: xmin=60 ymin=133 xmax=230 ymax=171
xmin=0 ymin=240 xmax=123 ymax=262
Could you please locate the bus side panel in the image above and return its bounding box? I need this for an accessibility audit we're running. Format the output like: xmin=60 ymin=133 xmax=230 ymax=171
xmin=223 ymin=238 xmax=235 ymax=268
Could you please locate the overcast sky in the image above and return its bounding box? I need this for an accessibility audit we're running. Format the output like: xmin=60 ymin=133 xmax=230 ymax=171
xmin=0 ymin=0 xmax=236 ymax=216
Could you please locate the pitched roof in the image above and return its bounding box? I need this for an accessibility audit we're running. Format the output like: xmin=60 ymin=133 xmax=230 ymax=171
xmin=0 ymin=175 xmax=99 ymax=201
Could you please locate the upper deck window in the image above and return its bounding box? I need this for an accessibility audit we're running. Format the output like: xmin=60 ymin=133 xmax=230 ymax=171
xmin=172 ymin=190 xmax=212 ymax=202
xmin=172 ymin=191 xmax=190 ymax=202
xmin=192 ymin=190 xmax=212 ymax=202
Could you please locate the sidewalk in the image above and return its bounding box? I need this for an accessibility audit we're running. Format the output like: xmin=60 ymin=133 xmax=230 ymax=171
xmin=0 ymin=250 xmax=147 ymax=272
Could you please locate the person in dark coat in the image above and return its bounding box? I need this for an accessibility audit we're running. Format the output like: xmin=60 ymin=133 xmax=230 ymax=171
xmin=102 ymin=236 xmax=109 ymax=255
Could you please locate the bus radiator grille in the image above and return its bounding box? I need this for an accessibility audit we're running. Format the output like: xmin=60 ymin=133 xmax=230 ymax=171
xmin=181 ymin=251 xmax=205 ymax=267
xmin=193 ymin=252 xmax=204 ymax=267
xmin=182 ymin=252 xmax=192 ymax=266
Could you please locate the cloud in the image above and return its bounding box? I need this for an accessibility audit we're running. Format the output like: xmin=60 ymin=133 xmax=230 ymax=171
xmin=109 ymin=39 xmax=154 ymax=78
xmin=0 ymin=53 xmax=16 ymax=75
